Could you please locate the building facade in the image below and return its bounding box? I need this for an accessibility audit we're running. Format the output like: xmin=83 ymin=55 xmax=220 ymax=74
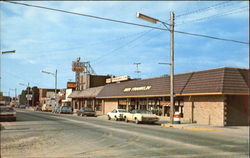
xmin=69 ymin=67 xmax=249 ymax=126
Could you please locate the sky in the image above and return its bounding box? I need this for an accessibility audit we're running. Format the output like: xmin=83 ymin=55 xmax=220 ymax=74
xmin=0 ymin=1 xmax=249 ymax=97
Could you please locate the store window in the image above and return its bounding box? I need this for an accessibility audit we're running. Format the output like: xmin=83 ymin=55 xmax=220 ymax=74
xmin=87 ymin=99 xmax=92 ymax=108
xmin=118 ymin=99 xmax=127 ymax=110
xmin=95 ymin=100 xmax=102 ymax=111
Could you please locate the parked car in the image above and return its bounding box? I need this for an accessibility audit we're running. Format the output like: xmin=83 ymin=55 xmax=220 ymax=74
xmin=107 ymin=109 xmax=128 ymax=121
xmin=52 ymin=106 xmax=61 ymax=113
xmin=76 ymin=107 xmax=96 ymax=117
xmin=0 ymin=106 xmax=16 ymax=121
xmin=42 ymin=104 xmax=52 ymax=112
xmin=58 ymin=106 xmax=73 ymax=114
xmin=19 ymin=104 xmax=27 ymax=109
xmin=34 ymin=106 xmax=42 ymax=111
xmin=123 ymin=109 xmax=159 ymax=124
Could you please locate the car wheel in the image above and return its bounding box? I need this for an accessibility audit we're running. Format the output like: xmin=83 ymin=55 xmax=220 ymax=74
xmin=108 ymin=115 xmax=111 ymax=120
xmin=135 ymin=118 xmax=139 ymax=124
xmin=115 ymin=116 xmax=118 ymax=121
xmin=125 ymin=117 xmax=128 ymax=123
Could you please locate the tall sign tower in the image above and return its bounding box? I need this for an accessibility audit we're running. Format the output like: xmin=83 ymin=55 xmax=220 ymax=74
xmin=72 ymin=57 xmax=84 ymax=90
xmin=72 ymin=57 xmax=96 ymax=90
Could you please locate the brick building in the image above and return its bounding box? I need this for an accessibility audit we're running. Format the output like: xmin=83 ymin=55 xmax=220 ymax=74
xmin=69 ymin=67 xmax=249 ymax=126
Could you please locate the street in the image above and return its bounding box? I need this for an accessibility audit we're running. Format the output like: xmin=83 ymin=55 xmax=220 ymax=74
xmin=1 ymin=109 xmax=249 ymax=158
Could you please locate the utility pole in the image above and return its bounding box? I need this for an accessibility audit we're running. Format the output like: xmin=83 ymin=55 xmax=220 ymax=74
xmin=55 ymin=69 xmax=57 ymax=99
xmin=170 ymin=11 xmax=175 ymax=124
xmin=134 ymin=62 xmax=141 ymax=79
xmin=136 ymin=11 xmax=175 ymax=124
xmin=0 ymin=50 xmax=16 ymax=94
xmin=27 ymin=82 xmax=30 ymax=107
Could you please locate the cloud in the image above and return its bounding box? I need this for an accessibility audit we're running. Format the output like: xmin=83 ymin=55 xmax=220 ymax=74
xmin=1 ymin=1 xmax=249 ymax=96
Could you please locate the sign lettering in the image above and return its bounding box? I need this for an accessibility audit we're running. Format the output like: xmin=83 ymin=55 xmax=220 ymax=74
xmin=123 ymin=86 xmax=151 ymax=92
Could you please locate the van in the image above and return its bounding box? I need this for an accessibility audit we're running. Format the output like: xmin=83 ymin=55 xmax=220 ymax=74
xmin=42 ymin=104 xmax=52 ymax=112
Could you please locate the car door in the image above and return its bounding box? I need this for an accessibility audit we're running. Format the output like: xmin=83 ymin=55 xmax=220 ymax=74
xmin=127 ymin=110 xmax=135 ymax=121
xmin=109 ymin=109 xmax=116 ymax=119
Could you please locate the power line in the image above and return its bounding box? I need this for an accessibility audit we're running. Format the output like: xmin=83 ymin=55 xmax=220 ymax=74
xmin=3 ymin=70 xmax=40 ymax=86
xmin=92 ymin=29 xmax=155 ymax=63
xmin=21 ymin=29 xmax=156 ymax=58
xmin=176 ymin=6 xmax=249 ymax=26
xmin=176 ymin=1 xmax=234 ymax=18
xmin=5 ymin=1 xmax=166 ymax=31
xmin=4 ymin=1 xmax=249 ymax=45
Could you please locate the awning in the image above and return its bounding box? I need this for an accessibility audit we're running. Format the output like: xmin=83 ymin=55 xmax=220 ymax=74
xmin=68 ymin=86 xmax=104 ymax=99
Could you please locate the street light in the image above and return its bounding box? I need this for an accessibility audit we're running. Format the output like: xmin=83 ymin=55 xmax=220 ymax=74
xmin=41 ymin=69 xmax=57 ymax=100
xmin=0 ymin=50 xmax=16 ymax=94
xmin=137 ymin=12 xmax=175 ymax=124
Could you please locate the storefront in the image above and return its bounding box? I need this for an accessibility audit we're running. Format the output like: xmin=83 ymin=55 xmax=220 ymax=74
xmin=96 ymin=67 xmax=249 ymax=126
xmin=68 ymin=86 xmax=104 ymax=115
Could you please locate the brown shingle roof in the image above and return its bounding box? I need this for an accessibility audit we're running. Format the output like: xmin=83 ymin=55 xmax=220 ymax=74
xmin=97 ymin=67 xmax=249 ymax=98
xmin=68 ymin=86 xmax=104 ymax=98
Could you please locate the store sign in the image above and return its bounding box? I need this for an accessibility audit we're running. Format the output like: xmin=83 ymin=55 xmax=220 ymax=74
xmin=67 ymin=82 xmax=76 ymax=89
xmin=106 ymin=75 xmax=129 ymax=83
xmin=72 ymin=61 xmax=84 ymax=72
xmin=124 ymin=86 xmax=151 ymax=92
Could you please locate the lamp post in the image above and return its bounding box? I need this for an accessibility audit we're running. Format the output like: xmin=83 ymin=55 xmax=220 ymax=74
xmin=137 ymin=12 xmax=175 ymax=124
xmin=19 ymin=82 xmax=30 ymax=106
xmin=41 ymin=69 xmax=57 ymax=100
xmin=0 ymin=50 xmax=16 ymax=94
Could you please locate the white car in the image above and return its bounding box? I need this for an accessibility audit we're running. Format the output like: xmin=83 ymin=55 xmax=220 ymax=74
xmin=107 ymin=109 xmax=128 ymax=121
xmin=123 ymin=109 xmax=159 ymax=124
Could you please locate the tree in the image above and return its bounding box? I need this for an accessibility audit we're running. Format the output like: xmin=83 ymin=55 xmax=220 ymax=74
xmin=31 ymin=86 xmax=39 ymax=106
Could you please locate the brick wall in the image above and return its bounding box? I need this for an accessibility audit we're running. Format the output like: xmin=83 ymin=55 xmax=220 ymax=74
xmin=183 ymin=95 xmax=225 ymax=126
xmin=225 ymin=95 xmax=249 ymax=126
xmin=104 ymin=99 xmax=118 ymax=114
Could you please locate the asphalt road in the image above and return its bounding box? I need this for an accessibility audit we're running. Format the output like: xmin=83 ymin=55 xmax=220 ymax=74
xmin=1 ymin=109 xmax=249 ymax=158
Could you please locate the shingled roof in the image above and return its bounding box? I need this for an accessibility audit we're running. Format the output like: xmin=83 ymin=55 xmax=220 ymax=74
xmin=97 ymin=67 xmax=249 ymax=98
xmin=68 ymin=86 xmax=104 ymax=98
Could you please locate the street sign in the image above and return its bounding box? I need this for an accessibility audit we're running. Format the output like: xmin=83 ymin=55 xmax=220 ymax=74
xmin=26 ymin=94 xmax=32 ymax=100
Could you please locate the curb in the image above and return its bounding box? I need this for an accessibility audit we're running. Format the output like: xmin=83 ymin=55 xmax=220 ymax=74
xmin=161 ymin=124 xmax=223 ymax=132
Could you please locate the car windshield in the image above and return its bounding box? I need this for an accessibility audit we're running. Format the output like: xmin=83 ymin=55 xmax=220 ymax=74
xmin=118 ymin=109 xmax=127 ymax=112
xmin=62 ymin=107 xmax=71 ymax=110
xmin=0 ymin=107 xmax=14 ymax=112
xmin=83 ymin=108 xmax=93 ymax=111
xmin=137 ymin=110 xmax=152 ymax=114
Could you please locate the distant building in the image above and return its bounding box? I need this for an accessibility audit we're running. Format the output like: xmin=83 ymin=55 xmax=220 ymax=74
xmin=39 ymin=88 xmax=62 ymax=106
xmin=79 ymin=74 xmax=110 ymax=90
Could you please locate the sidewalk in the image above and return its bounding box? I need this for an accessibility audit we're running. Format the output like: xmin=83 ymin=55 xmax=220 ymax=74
xmin=96 ymin=114 xmax=248 ymax=133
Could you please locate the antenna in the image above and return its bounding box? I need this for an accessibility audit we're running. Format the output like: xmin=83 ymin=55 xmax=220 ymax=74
xmin=134 ymin=62 xmax=141 ymax=79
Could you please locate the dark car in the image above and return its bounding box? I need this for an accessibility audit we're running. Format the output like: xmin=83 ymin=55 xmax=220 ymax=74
xmin=58 ymin=106 xmax=73 ymax=114
xmin=0 ymin=106 xmax=16 ymax=121
xmin=76 ymin=107 xmax=96 ymax=117
xmin=19 ymin=104 xmax=26 ymax=109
